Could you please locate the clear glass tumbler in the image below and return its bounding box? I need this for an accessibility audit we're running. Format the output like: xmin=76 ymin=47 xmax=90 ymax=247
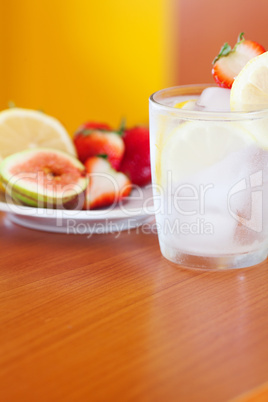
xmin=149 ymin=84 xmax=268 ymax=269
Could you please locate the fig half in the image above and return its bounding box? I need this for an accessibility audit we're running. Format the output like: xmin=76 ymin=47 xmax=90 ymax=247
xmin=0 ymin=148 xmax=88 ymax=209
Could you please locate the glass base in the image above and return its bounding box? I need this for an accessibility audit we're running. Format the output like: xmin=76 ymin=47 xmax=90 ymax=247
xmin=160 ymin=243 xmax=268 ymax=270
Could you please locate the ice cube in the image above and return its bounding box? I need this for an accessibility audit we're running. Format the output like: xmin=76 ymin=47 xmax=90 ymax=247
xmin=197 ymin=87 xmax=231 ymax=112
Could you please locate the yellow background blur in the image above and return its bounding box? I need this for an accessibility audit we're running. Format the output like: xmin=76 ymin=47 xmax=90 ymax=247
xmin=0 ymin=0 xmax=171 ymax=134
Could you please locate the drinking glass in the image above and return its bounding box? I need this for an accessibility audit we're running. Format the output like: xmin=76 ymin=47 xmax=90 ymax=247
xmin=149 ymin=84 xmax=268 ymax=269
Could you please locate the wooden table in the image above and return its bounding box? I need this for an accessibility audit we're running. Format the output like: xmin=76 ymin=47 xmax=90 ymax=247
xmin=1 ymin=211 xmax=268 ymax=402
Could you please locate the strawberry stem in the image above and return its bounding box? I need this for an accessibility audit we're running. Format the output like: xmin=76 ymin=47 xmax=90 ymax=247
xmin=80 ymin=128 xmax=107 ymax=136
xmin=237 ymin=32 xmax=245 ymax=43
xmin=212 ymin=32 xmax=246 ymax=65
xmin=212 ymin=42 xmax=232 ymax=64
xmin=117 ymin=117 xmax=126 ymax=136
xmin=233 ymin=32 xmax=245 ymax=51
xmin=8 ymin=101 xmax=16 ymax=108
xmin=97 ymin=154 xmax=108 ymax=159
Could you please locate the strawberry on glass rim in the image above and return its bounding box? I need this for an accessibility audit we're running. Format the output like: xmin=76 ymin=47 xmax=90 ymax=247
xmin=212 ymin=32 xmax=266 ymax=89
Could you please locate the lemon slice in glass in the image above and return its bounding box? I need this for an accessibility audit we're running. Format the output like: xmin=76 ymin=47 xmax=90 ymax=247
xmin=159 ymin=121 xmax=256 ymax=185
xmin=174 ymin=99 xmax=197 ymax=110
xmin=0 ymin=108 xmax=76 ymax=162
xmin=230 ymin=51 xmax=268 ymax=112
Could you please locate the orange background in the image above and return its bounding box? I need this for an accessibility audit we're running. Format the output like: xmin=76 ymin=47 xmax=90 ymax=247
xmin=1 ymin=0 xmax=268 ymax=135
xmin=0 ymin=0 xmax=171 ymax=134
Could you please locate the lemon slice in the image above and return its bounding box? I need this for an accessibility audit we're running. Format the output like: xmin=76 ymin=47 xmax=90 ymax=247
xmin=230 ymin=51 xmax=268 ymax=111
xmin=0 ymin=108 xmax=76 ymax=161
xmin=174 ymin=99 xmax=197 ymax=110
xmin=159 ymin=121 xmax=256 ymax=185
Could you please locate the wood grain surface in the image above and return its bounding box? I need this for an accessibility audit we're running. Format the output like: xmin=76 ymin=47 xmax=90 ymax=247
xmin=1 ymin=211 xmax=268 ymax=402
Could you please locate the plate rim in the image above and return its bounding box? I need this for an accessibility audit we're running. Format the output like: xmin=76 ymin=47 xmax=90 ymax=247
xmin=0 ymin=185 xmax=155 ymax=221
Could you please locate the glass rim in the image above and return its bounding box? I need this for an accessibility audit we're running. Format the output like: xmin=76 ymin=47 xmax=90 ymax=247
xmin=149 ymin=84 xmax=268 ymax=121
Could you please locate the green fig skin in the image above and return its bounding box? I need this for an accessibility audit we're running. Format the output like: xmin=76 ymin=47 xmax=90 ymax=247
xmin=0 ymin=148 xmax=88 ymax=210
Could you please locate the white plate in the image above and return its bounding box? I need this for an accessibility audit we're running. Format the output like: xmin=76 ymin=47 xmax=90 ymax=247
xmin=0 ymin=186 xmax=155 ymax=234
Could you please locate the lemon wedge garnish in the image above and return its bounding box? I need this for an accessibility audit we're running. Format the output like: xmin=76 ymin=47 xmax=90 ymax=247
xmin=230 ymin=51 xmax=268 ymax=112
xmin=230 ymin=52 xmax=268 ymax=149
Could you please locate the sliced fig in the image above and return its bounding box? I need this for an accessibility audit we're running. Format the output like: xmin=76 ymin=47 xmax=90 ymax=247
xmin=0 ymin=148 xmax=88 ymax=209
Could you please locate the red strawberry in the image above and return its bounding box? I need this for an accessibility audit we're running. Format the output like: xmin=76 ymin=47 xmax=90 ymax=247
xmin=212 ymin=32 xmax=266 ymax=89
xmin=83 ymin=156 xmax=131 ymax=210
xmin=74 ymin=122 xmax=124 ymax=170
xmin=119 ymin=126 xmax=151 ymax=187
xmin=77 ymin=122 xmax=112 ymax=131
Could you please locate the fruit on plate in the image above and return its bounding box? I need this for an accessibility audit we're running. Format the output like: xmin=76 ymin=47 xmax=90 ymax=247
xmin=74 ymin=122 xmax=124 ymax=170
xmin=84 ymin=156 xmax=131 ymax=209
xmin=119 ymin=126 xmax=151 ymax=186
xmin=0 ymin=148 xmax=88 ymax=209
xmin=0 ymin=108 xmax=77 ymax=161
xmin=212 ymin=32 xmax=266 ymax=89
xmin=76 ymin=121 xmax=112 ymax=131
